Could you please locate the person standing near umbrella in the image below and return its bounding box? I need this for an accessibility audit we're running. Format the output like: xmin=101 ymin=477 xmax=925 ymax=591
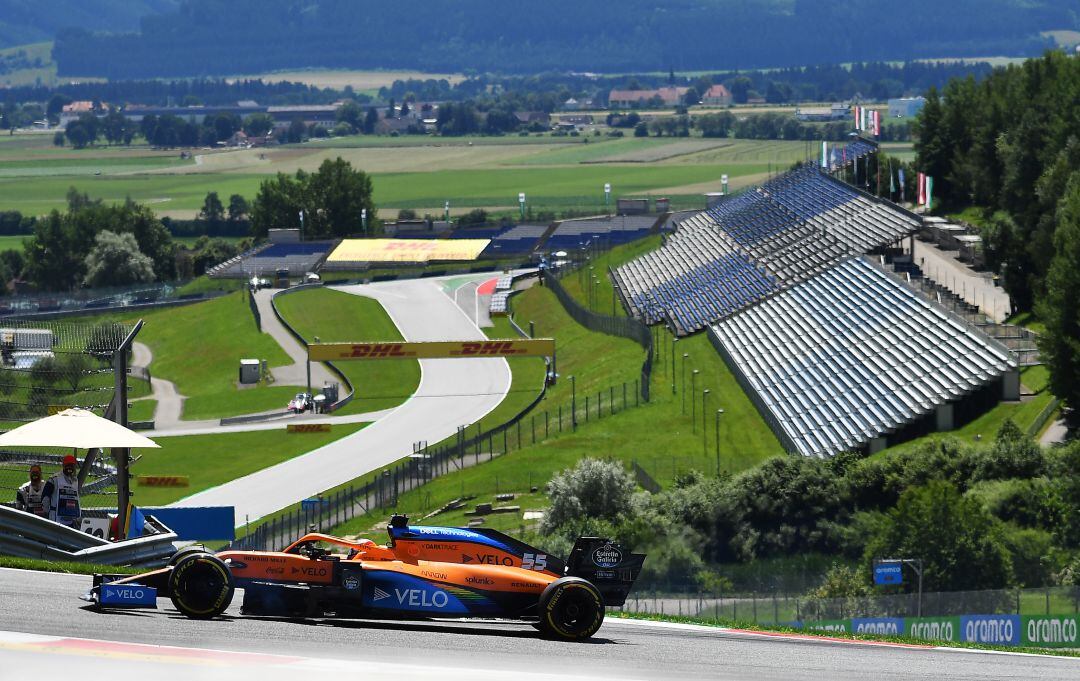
xmin=15 ymin=464 xmax=47 ymax=517
xmin=42 ymin=454 xmax=82 ymax=529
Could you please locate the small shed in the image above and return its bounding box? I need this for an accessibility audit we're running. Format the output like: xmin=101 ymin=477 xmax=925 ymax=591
xmin=239 ymin=359 xmax=260 ymax=384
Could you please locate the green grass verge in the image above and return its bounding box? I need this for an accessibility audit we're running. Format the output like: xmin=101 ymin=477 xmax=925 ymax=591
xmin=608 ymin=612 xmax=1080 ymax=657
xmin=560 ymin=234 xmax=663 ymax=317
xmin=133 ymin=291 xmax=298 ymax=420
xmin=273 ymin=287 xmax=420 ymax=414
xmin=131 ymin=423 xmax=367 ymax=507
xmin=0 ymin=556 xmax=139 ymax=576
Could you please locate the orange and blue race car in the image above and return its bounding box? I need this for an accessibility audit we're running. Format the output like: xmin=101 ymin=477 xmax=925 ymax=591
xmin=81 ymin=515 xmax=645 ymax=641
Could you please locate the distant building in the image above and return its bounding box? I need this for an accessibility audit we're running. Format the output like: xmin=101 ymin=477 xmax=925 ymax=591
xmin=701 ymin=84 xmax=733 ymax=106
xmin=515 ymin=111 xmax=552 ymax=127
xmin=795 ymin=103 xmax=851 ymax=122
xmin=608 ymin=87 xmax=688 ymax=108
xmin=888 ymin=97 xmax=926 ymax=119
xmin=561 ymin=98 xmax=581 ymax=111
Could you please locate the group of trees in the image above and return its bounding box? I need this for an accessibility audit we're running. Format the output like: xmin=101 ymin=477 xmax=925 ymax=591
xmin=539 ymin=422 xmax=1079 ymax=592
xmin=913 ymin=51 xmax=1080 ymax=418
xmin=51 ymin=0 xmax=1070 ymax=78
xmin=11 ymin=190 xmax=252 ymax=291
xmin=250 ymin=157 xmax=376 ymax=239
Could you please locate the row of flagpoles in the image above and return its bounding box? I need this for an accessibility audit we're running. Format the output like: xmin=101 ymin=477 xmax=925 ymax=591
xmin=819 ymin=141 xmax=934 ymax=210
xmin=813 ymin=104 xmax=934 ymax=210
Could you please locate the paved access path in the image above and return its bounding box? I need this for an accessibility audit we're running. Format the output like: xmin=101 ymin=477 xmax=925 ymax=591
xmin=910 ymin=240 xmax=1011 ymax=323
xmin=130 ymin=342 xmax=189 ymax=430
xmin=253 ymin=288 xmax=338 ymax=388
xmin=170 ymin=274 xmax=512 ymax=524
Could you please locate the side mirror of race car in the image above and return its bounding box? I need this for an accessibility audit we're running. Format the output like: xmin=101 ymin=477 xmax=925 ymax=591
xmin=564 ymin=537 xmax=646 ymax=607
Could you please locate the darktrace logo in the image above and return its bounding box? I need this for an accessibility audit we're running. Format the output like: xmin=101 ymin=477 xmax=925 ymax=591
xmin=591 ymin=544 xmax=623 ymax=568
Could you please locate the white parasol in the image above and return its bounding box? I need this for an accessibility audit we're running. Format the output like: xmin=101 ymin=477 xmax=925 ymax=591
xmin=0 ymin=408 xmax=160 ymax=449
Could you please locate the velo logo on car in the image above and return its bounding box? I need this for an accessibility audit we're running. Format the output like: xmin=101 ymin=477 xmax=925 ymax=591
xmin=591 ymin=544 xmax=623 ymax=568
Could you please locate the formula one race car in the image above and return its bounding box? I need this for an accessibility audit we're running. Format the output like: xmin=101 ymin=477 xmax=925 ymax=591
xmin=82 ymin=515 xmax=645 ymax=641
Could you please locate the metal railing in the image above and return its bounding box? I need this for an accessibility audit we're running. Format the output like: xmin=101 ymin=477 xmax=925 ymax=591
xmin=0 ymin=505 xmax=176 ymax=567
xmin=616 ymin=585 xmax=1080 ymax=623
xmin=546 ymin=266 xmax=653 ymax=402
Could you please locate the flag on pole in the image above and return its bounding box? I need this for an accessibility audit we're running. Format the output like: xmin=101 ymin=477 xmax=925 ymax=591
xmin=821 ymin=141 xmax=828 ymax=168
xmin=898 ymin=168 xmax=906 ymax=202
xmin=917 ymin=173 xmax=926 ymax=206
xmin=871 ymin=110 xmax=880 ymax=137
xmin=926 ymin=176 xmax=934 ymax=211
xmin=853 ymin=106 xmax=860 ymax=131
xmin=889 ymin=161 xmax=896 ymax=194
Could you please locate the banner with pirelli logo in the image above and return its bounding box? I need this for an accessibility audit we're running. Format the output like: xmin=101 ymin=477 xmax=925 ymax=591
xmin=308 ymin=339 xmax=555 ymax=361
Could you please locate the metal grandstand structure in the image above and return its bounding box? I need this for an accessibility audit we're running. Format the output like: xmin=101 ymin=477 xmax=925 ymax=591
xmin=612 ymin=161 xmax=1022 ymax=457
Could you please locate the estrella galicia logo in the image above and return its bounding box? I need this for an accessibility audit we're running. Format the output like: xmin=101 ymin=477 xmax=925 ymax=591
xmin=591 ymin=543 xmax=622 ymax=568
xmin=343 ymin=575 xmax=360 ymax=590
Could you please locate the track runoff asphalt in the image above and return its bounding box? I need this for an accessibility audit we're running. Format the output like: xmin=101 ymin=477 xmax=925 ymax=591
xmin=1 ymin=569 xmax=1077 ymax=681
xmin=168 ymin=274 xmax=512 ymax=524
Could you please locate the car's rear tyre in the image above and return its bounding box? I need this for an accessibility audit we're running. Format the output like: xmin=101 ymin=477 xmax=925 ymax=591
xmin=167 ymin=545 xmax=208 ymax=567
xmin=536 ymin=577 xmax=604 ymax=641
xmin=168 ymin=553 xmax=234 ymax=619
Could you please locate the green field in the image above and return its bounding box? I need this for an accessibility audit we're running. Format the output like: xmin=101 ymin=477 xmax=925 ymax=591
xmin=274 ymin=287 xmax=421 ymax=414
xmin=0 ymin=134 xmax=813 ymax=217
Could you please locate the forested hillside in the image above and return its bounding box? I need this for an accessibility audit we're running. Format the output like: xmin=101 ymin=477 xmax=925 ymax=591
xmin=52 ymin=0 xmax=1077 ymax=78
xmin=0 ymin=0 xmax=176 ymax=49
xmin=914 ymin=50 xmax=1080 ymax=422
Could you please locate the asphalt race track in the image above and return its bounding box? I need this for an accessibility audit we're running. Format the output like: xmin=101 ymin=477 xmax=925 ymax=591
xmin=1 ymin=569 xmax=1077 ymax=681
xmin=170 ymin=275 xmax=512 ymax=524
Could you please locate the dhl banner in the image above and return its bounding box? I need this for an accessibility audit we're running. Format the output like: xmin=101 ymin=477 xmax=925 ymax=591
xmin=137 ymin=475 xmax=189 ymax=487
xmin=287 ymin=423 xmax=332 ymax=433
xmin=327 ymin=238 xmax=490 ymax=263
xmin=309 ymin=339 xmax=556 ymax=361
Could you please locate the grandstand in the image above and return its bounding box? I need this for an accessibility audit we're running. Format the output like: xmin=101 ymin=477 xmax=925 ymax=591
xmin=613 ymin=164 xmax=919 ymax=334
xmin=543 ymin=215 xmax=657 ymax=252
xmin=211 ymin=242 xmax=334 ymax=278
xmin=482 ymin=224 xmax=549 ymax=257
xmin=710 ymin=257 xmax=1018 ymax=458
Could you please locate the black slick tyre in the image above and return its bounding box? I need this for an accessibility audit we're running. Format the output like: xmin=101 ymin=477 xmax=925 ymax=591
xmin=536 ymin=576 xmax=604 ymax=641
xmin=168 ymin=553 xmax=234 ymax=619
xmin=167 ymin=545 xmax=208 ymax=567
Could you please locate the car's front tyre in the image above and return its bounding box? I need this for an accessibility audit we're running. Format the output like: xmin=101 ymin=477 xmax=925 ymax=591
xmin=168 ymin=553 xmax=234 ymax=619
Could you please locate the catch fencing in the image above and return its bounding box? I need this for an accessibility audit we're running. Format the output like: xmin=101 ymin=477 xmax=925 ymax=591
xmin=546 ymin=265 xmax=653 ymax=402
xmin=617 ymin=585 xmax=1080 ymax=623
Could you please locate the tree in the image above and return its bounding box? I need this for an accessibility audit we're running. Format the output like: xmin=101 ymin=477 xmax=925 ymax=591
xmin=864 ymin=480 xmax=1013 ymax=591
xmin=227 ymin=194 xmax=250 ymax=224
xmin=728 ymin=76 xmax=752 ymax=104
xmin=83 ymin=231 xmax=156 ymax=288
xmin=243 ymin=113 xmax=274 ymax=137
xmin=1038 ymin=171 xmax=1080 ymax=421
xmin=64 ymin=121 xmax=92 ymax=149
xmin=198 ymin=192 xmax=225 ymax=226
xmin=364 ymin=107 xmax=379 ymax=134
xmin=541 ymin=458 xmax=637 ymax=532
xmin=336 ymin=101 xmax=363 ymax=132
xmin=286 ymin=117 xmax=307 ymax=144
xmin=250 ymin=157 xmax=376 ymax=239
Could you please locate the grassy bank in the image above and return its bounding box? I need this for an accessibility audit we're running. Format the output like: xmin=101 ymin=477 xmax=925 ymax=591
xmin=273 ymin=287 xmax=421 ymax=414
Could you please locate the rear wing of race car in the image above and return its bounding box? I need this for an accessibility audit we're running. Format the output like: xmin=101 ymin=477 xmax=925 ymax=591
xmin=565 ymin=537 xmax=646 ymax=607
